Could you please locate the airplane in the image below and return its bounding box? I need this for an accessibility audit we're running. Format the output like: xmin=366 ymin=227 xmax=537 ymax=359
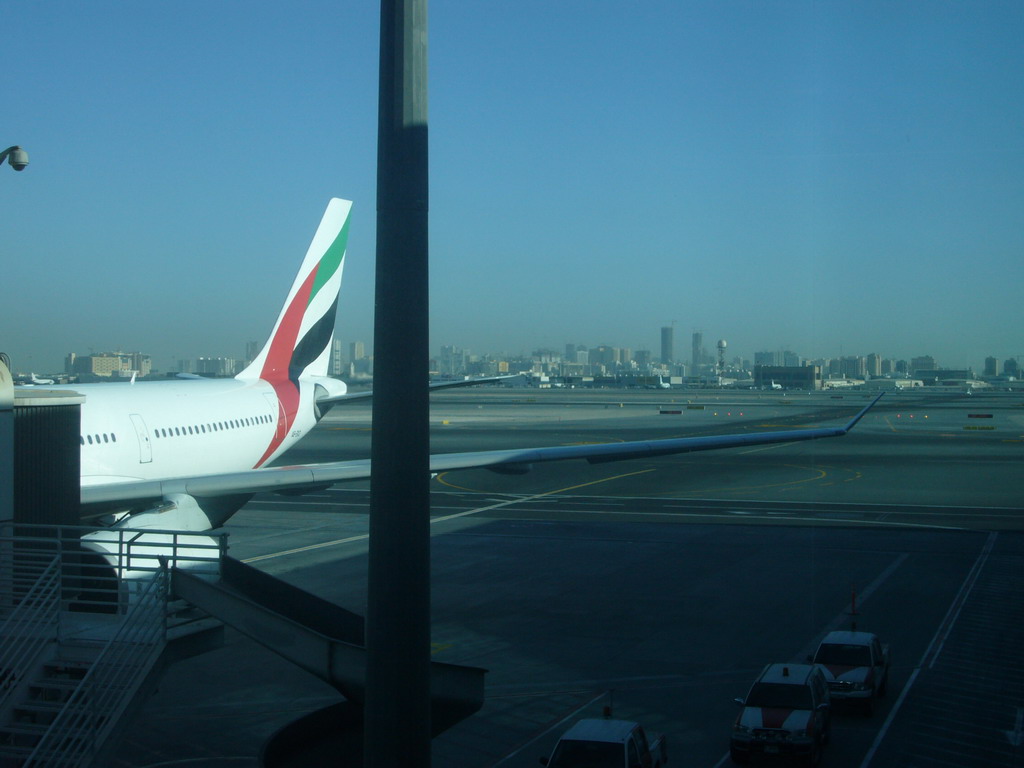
xmin=46 ymin=199 xmax=881 ymax=571
xmin=13 ymin=372 xmax=56 ymax=386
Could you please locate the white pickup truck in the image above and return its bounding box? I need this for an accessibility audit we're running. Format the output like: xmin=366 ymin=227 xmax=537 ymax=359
xmin=810 ymin=630 xmax=891 ymax=714
xmin=540 ymin=718 xmax=668 ymax=768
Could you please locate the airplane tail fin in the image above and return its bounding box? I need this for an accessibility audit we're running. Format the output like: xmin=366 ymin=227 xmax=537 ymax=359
xmin=237 ymin=199 xmax=352 ymax=383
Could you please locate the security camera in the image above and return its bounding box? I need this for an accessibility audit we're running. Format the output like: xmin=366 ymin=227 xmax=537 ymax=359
xmin=7 ymin=147 xmax=29 ymax=171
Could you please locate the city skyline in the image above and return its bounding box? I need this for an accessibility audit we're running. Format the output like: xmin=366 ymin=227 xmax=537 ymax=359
xmin=29 ymin=331 xmax=1018 ymax=380
xmin=3 ymin=3 xmax=1021 ymax=379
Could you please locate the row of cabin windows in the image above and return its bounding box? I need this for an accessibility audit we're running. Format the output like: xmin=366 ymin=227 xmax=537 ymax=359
xmin=78 ymin=414 xmax=273 ymax=447
xmin=153 ymin=413 xmax=273 ymax=439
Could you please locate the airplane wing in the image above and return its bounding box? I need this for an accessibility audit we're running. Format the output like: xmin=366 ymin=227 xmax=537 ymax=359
xmin=81 ymin=393 xmax=882 ymax=508
xmin=317 ymin=374 xmax=523 ymax=405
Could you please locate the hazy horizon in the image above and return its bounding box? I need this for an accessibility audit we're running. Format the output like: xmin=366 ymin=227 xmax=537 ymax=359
xmin=25 ymin=333 xmax=1007 ymax=379
xmin=4 ymin=2 xmax=1021 ymax=375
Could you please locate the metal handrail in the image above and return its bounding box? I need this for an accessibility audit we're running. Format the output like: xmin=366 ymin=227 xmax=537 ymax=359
xmin=0 ymin=556 xmax=61 ymax=714
xmin=24 ymin=565 xmax=169 ymax=767
xmin=0 ymin=523 xmax=225 ymax=614
xmin=0 ymin=523 xmax=227 ymax=766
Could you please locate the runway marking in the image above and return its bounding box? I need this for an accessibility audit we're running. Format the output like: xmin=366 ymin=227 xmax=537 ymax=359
xmin=491 ymin=690 xmax=609 ymax=766
xmin=796 ymin=553 xmax=910 ymax=665
xmin=434 ymin=466 xmax=653 ymax=494
xmin=483 ymin=507 xmax=972 ymax=531
xmin=241 ymin=489 xmax=1012 ymax=565
xmin=243 ymin=469 xmax=657 ymax=563
xmin=664 ymin=463 xmax=829 ymax=495
xmin=736 ymin=442 xmax=793 ymax=454
xmin=242 ymin=533 xmax=373 ymax=563
xmin=860 ymin=532 xmax=998 ymax=768
xmin=658 ymin=504 xmax=1023 ymax=522
xmin=429 ymin=469 xmax=658 ymax=525
xmin=433 ymin=490 xmax=1019 ymax=514
xmin=440 ymin=453 xmax=835 ymax=496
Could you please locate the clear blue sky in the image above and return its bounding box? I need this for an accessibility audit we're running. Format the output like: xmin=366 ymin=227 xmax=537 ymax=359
xmin=3 ymin=1 xmax=1022 ymax=374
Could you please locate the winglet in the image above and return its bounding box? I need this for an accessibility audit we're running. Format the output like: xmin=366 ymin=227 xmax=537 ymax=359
xmin=841 ymin=392 xmax=884 ymax=433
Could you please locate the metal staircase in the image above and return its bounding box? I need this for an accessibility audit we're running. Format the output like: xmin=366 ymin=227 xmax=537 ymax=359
xmin=0 ymin=524 xmax=224 ymax=768
xmin=1 ymin=523 xmax=485 ymax=766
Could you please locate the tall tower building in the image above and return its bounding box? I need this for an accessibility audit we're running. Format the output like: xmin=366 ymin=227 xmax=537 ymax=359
xmin=660 ymin=326 xmax=674 ymax=365
xmin=839 ymin=356 xmax=866 ymax=379
xmin=439 ymin=345 xmax=466 ymax=376
xmin=755 ymin=350 xmax=786 ymax=367
xmin=692 ymin=331 xmax=702 ymax=370
xmin=866 ymin=353 xmax=882 ymax=378
xmin=911 ymin=355 xmax=936 ymax=375
xmin=331 ymin=339 xmax=344 ymax=376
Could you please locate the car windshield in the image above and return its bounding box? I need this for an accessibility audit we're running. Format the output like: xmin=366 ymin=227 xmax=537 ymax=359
xmin=746 ymin=682 xmax=813 ymax=710
xmin=548 ymin=739 xmax=623 ymax=768
xmin=815 ymin=643 xmax=872 ymax=666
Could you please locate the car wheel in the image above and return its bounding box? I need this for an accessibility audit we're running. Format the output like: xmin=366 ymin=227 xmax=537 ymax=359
xmin=879 ymin=673 xmax=888 ymax=697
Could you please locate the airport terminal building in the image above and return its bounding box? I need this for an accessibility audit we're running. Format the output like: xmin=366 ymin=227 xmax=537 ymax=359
xmin=754 ymin=364 xmax=823 ymax=390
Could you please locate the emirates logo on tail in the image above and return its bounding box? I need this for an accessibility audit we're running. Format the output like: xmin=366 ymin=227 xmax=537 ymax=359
xmin=239 ymin=199 xmax=352 ymax=467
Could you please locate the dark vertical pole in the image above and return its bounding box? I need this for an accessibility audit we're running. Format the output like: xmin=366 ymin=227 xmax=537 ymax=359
xmin=365 ymin=0 xmax=430 ymax=765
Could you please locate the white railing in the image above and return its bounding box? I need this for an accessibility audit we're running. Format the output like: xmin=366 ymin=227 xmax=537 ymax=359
xmin=23 ymin=566 xmax=168 ymax=768
xmin=0 ymin=556 xmax=61 ymax=715
xmin=0 ymin=523 xmax=225 ymax=614
xmin=0 ymin=523 xmax=227 ymax=767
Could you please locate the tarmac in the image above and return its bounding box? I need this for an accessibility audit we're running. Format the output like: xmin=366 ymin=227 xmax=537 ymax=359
xmin=109 ymin=388 xmax=1024 ymax=767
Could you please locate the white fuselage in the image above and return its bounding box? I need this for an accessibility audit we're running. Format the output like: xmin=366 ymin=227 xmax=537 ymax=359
xmin=62 ymin=378 xmax=327 ymax=487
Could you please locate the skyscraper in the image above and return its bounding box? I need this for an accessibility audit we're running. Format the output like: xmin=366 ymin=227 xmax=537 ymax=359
xmin=755 ymin=350 xmax=785 ymax=367
xmin=692 ymin=331 xmax=702 ymax=370
xmin=245 ymin=341 xmax=260 ymax=367
xmin=911 ymin=355 xmax=936 ymax=376
xmin=331 ymin=339 xmax=344 ymax=376
xmin=661 ymin=326 xmax=674 ymax=365
xmin=866 ymin=353 xmax=882 ymax=378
